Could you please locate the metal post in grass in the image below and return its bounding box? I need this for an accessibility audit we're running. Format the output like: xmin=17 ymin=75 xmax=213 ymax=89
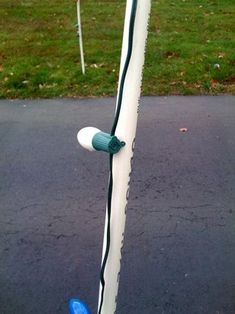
xmin=76 ymin=0 xmax=85 ymax=74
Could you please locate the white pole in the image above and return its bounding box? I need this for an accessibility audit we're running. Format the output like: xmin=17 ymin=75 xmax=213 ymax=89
xmin=97 ymin=1 xmax=151 ymax=313
xmin=77 ymin=0 xmax=85 ymax=74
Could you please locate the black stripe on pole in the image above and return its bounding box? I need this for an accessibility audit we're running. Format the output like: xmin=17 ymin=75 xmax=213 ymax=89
xmin=111 ymin=0 xmax=138 ymax=136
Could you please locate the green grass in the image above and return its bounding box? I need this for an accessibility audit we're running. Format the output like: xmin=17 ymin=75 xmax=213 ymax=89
xmin=0 ymin=0 xmax=234 ymax=98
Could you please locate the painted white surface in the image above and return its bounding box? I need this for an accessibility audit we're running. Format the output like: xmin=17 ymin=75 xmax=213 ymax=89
xmin=98 ymin=1 xmax=151 ymax=313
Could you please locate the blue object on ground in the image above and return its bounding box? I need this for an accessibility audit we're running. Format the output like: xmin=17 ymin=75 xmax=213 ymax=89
xmin=69 ymin=298 xmax=91 ymax=314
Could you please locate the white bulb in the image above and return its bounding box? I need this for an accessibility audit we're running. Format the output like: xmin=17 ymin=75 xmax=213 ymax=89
xmin=77 ymin=127 xmax=101 ymax=151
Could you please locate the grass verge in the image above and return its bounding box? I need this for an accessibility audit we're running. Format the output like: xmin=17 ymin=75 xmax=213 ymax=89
xmin=0 ymin=0 xmax=234 ymax=98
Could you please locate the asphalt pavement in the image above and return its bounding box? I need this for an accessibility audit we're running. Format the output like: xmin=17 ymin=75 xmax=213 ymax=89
xmin=0 ymin=96 xmax=235 ymax=314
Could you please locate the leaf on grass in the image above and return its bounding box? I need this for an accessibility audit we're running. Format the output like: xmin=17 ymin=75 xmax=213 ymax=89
xmin=163 ymin=51 xmax=180 ymax=58
xmin=211 ymin=79 xmax=219 ymax=87
xmin=156 ymin=28 xmax=161 ymax=34
xmin=213 ymin=64 xmax=220 ymax=69
xmin=222 ymin=76 xmax=235 ymax=85
xmin=218 ymin=52 xmax=225 ymax=59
